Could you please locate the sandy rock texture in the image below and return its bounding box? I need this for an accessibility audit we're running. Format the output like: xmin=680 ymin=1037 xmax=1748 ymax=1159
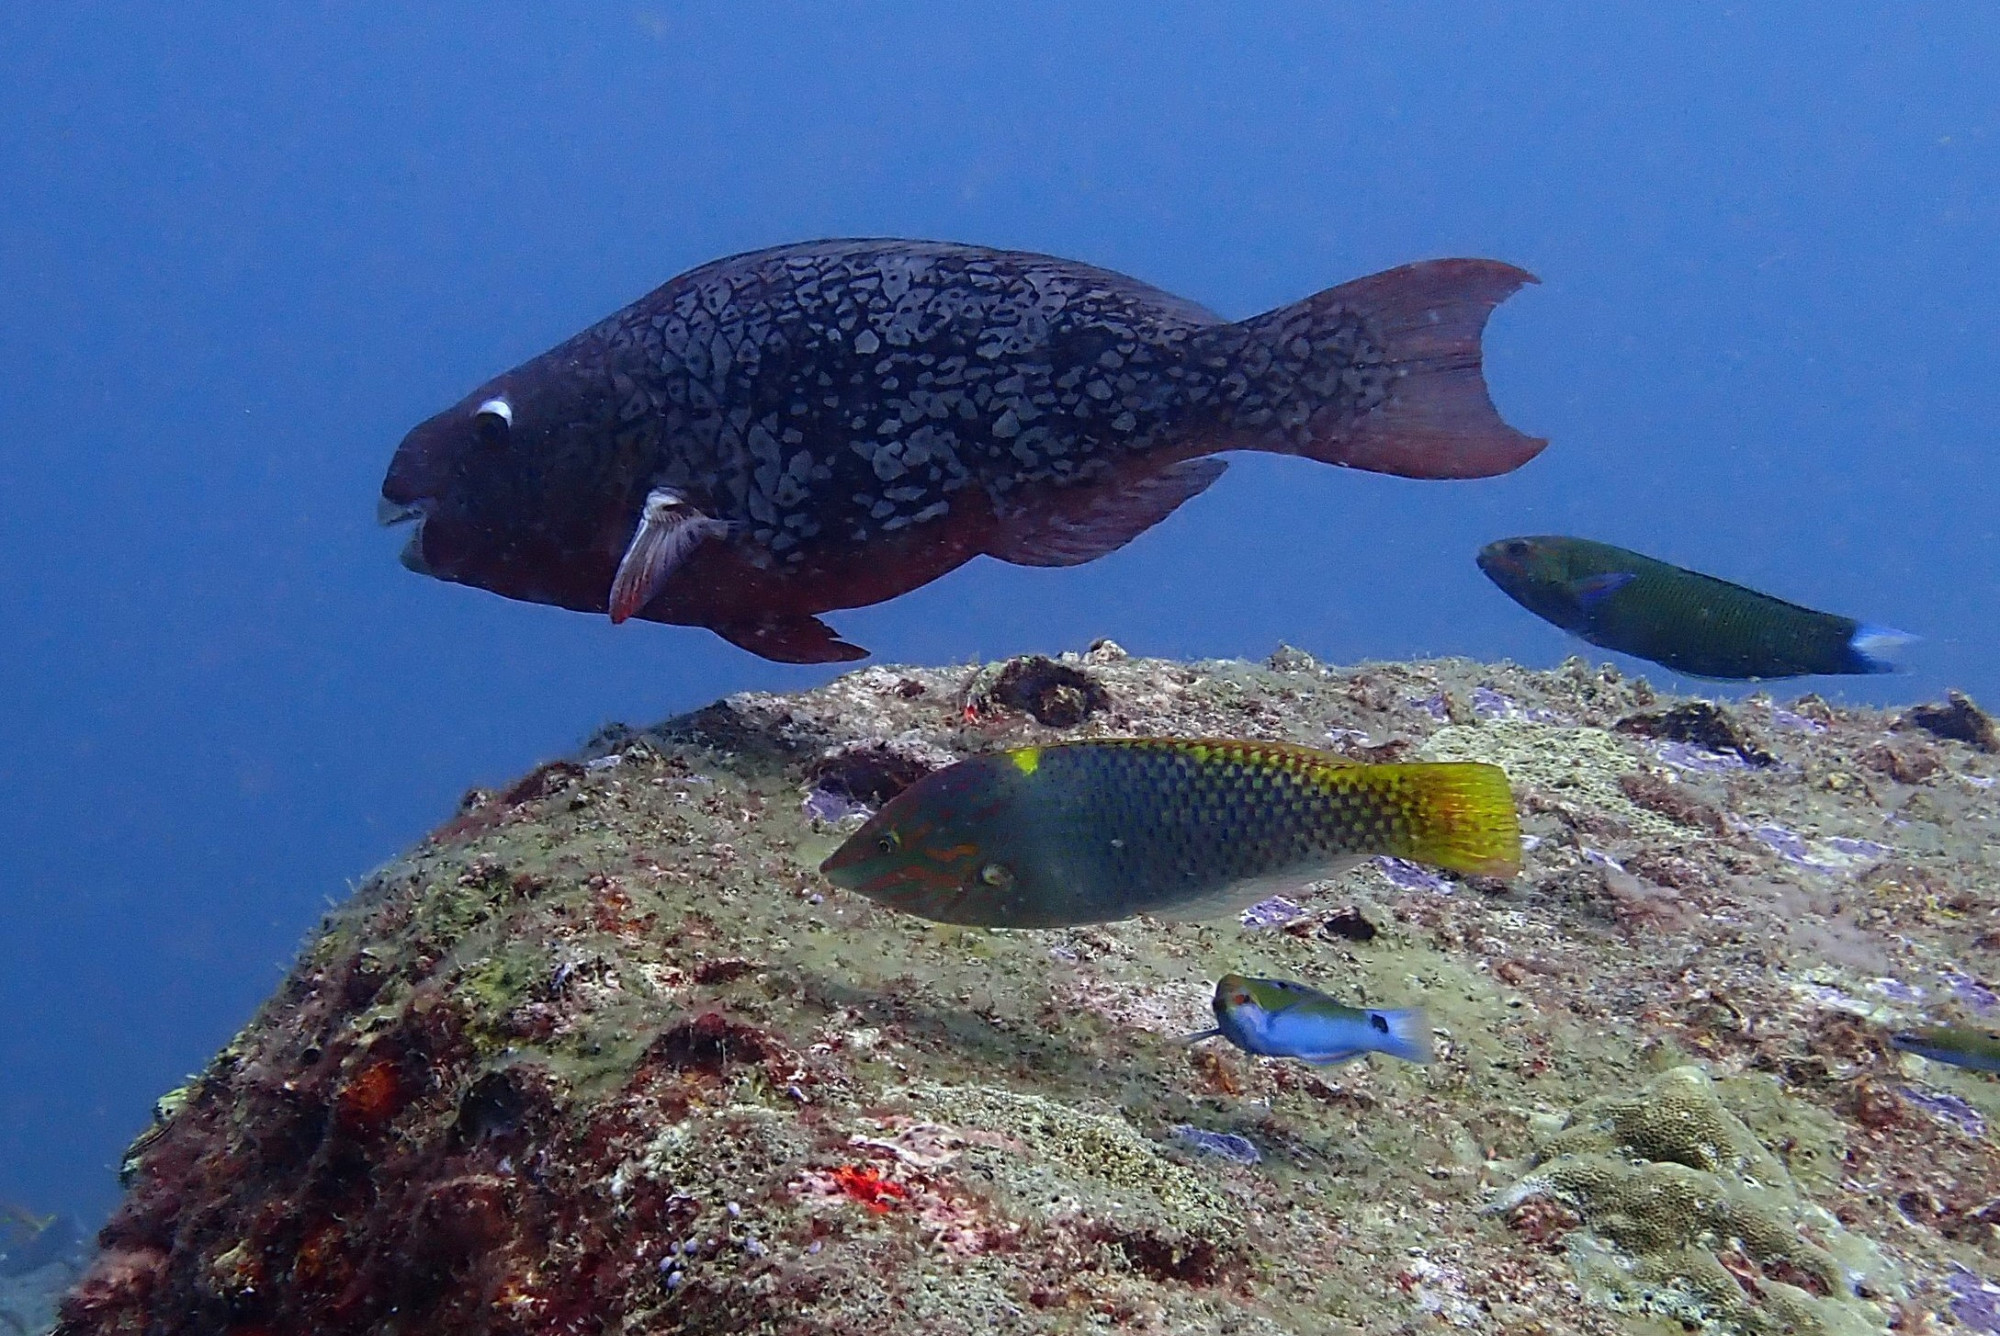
xmin=52 ymin=646 xmax=2000 ymax=1335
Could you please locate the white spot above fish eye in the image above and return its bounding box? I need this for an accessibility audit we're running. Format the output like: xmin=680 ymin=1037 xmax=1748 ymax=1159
xmin=475 ymin=397 xmax=514 ymax=427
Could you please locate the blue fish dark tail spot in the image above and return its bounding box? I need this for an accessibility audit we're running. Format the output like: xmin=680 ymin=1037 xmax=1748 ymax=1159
xmin=1367 ymin=1008 xmax=1434 ymax=1064
xmin=1849 ymin=624 xmax=1916 ymax=673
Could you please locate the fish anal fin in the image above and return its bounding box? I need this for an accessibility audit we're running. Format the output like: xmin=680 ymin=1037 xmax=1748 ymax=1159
xmin=609 ymin=488 xmax=731 ymax=623
xmin=711 ymin=614 xmax=870 ymax=664
xmin=990 ymin=459 xmax=1228 ymax=568
xmin=1298 ymin=1049 xmax=1367 ymax=1067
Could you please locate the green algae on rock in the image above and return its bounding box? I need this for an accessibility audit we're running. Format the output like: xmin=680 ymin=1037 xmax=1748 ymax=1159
xmin=53 ymin=648 xmax=2000 ymax=1334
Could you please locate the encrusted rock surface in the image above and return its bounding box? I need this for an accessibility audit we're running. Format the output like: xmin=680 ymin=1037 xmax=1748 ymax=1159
xmin=52 ymin=648 xmax=2000 ymax=1334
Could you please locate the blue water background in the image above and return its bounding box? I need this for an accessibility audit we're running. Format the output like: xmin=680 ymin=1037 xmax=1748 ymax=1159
xmin=2 ymin=5 xmax=1995 ymax=1222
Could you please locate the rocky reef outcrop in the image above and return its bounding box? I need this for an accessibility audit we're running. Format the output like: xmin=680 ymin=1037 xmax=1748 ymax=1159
xmin=53 ymin=647 xmax=2000 ymax=1334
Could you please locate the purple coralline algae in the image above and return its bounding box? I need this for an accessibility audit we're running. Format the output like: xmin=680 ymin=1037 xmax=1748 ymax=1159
xmin=802 ymin=787 xmax=873 ymax=824
xmin=1952 ymin=1265 xmax=2000 ymax=1335
xmin=1768 ymin=705 xmax=1829 ymax=733
xmin=1943 ymin=969 xmax=2000 ymax=1014
xmin=1239 ymin=896 xmax=1305 ymax=929
xmin=1656 ymin=741 xmax=1751 ymax=773
xmin=1373 ymin=855 xmax=1453 ymax=894
xmin=1898 ymin=1087 xmax=1987 ymax=1137
xmin=1870 ymin=977 xmax=1926 ymax=1005
xmin=1168 ymin=1126 xmax=1262 ymax=1166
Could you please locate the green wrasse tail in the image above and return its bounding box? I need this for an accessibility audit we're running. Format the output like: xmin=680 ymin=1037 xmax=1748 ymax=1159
xmin=1381 ymin=762 xmax=1522 ymax=878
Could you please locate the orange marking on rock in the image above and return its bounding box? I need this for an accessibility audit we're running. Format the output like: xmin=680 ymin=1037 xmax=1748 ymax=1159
xmin=831 ymin=1163 xmax=909 ymax=1214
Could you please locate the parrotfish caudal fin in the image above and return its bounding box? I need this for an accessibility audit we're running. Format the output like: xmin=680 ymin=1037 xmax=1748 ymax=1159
xmin=1221 ymin=259 xmax=1545 ymax=480
xmin=1391 ymin=761 xmax=1522 ymax=878
xmin=1850 ymin=624 xmax=1916 ymax=674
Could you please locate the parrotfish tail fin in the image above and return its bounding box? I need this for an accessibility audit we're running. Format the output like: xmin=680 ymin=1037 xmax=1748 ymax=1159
xmin=1850 ymin=624 xmax=1916 ymax=673
xmin=1387 ymin=761 xmax=1523 ymax=879
xmin=1363 ymin=1008 xmax=1433 ymax=1064
xmin=1210 ymin=259 xmax=1545 ymax=480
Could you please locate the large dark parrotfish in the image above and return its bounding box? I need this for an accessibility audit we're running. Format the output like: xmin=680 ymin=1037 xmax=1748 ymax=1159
xmin=382 ymin=239 xmax=1544 ymax=662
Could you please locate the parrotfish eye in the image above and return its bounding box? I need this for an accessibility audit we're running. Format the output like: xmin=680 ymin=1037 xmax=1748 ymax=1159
xmin=1226 ymin=990 xmax=1252 ymax=1008
xmin=473 ymin=397 xmax=513 ymax=448
xmin=978 ymin=862 xmax=1014 ymax=889
xmin=875 ymin=830 xmax=901 ymax=856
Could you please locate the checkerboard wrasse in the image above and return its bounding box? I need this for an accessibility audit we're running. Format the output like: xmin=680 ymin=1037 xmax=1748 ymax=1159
xmin=382 ymin=240 xmax=1543 ymax=662
xmin=819 ymin=738 xmax=1520 ymax=928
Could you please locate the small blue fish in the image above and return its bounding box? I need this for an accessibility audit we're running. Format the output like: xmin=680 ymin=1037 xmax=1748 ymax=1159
xmin=1890 ymin=1025 xmax=2000 ymax=1074
xmin=1189 ymin=973 xmax=1431 ymax=1066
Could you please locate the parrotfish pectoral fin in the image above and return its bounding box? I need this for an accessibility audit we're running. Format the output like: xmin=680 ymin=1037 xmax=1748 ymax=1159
xmin=607 ymin=487 xmax=732 ymax=624
xmin=990 ymin=459 xmax=1229 ymax=567
xmin=710 ymin=614 xmax=869 ymax=664
xmin=1572 ymin=571 xmax=1637 ymax=607
xmin=1182 ymin=1027 xmax=1223 ymax=1045
xmin=1850 ymin=624 xmax=1916 ymax=673
xmin=1221 ymin=259 xmax=1545 ymax=480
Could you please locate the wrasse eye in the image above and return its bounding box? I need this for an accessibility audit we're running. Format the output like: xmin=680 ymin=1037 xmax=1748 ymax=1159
xmin=875 ymin=830 xmax=901 ymax=856
xmin=979 ymin=862 xmax=1014 ymax=889
xmin=1227 ymin=991 xmax=1251 ymax=1007
xmin=473 ymin=397 xmax=513 ymax=448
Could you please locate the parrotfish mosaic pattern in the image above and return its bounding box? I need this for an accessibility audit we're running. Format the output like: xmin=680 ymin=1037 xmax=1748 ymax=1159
xmin=820 ymin=737 xmax=1520 ymax=927
xmin=382 ymin=240 xmax=1542 ymax=662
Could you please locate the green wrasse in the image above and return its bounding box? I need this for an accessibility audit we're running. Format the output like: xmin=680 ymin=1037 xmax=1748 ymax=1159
xmin=818 ymin=738 xmax=1519 ymax=928
xmin=1477 ymin=535 xmax=1911 ymax=680
xmin=1889 ymin=1025 xmax=2000 ymax=1074
xmin=1190 ymin=973 xmax=1431 ymax=1066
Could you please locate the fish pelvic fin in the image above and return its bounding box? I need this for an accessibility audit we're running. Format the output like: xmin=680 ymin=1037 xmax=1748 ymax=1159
xmin=1849 ymin=623 xmax=1916 ymax=673
xmin=608 ymin=488 xmax=732 ymax=624
xmin=1203 ymin=259 xmax=1544 ymax=480
xmin=989 ymin=458 xmax=1228 ymax=567
xmin=1374 ymin=761 xmax=1523 ymax=879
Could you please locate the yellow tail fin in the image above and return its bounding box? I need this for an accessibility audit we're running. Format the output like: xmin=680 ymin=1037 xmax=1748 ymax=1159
xmin=1374 ymin=762 xmax=1522 ymax=878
